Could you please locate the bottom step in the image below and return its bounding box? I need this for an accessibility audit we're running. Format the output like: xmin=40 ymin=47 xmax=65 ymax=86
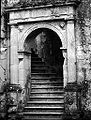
xmin=23 ymin=118 xmax=63 ymax=120
xmin=23 ymin=112 xmax=63 ymax=120
xmin=23 ymin=115 xmax=63 ymax=120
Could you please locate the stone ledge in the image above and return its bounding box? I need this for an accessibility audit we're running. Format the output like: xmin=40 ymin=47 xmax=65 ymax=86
xmin=18 ymin=50 xmax=31 ymax=54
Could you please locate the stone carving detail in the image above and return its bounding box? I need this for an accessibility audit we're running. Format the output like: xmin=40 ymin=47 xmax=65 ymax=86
xmin=59 ymin=22 xmax=66 ymax=29
xmin=18 ymin=25 xmax=24 ymax=32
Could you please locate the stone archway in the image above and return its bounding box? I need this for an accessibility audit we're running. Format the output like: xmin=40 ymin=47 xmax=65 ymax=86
xmin=18 ymin=24 xmax=67 ymax=89
xmin=20 ymin=28 xmax=66 ymax=119
xmin=19 ymin=23 xmax=66 ymax=51
xmin=10 ymin=20 xmax=76 ymax=91
xmin=24 ymin=28 xmax=64 ymax=77
xmin=7 ymin=1 xmax=78 ymax=118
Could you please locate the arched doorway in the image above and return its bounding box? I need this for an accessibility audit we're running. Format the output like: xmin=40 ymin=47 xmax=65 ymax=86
xmin=8 ymin=1 xmax=77 ymax=118
xmin=23 ymin=28 xmax=64 ymax=119
xmin=24 ymin=28 xmax=64 ymax=77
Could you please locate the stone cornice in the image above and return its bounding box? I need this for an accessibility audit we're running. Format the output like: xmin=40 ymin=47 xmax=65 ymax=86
xmin=5 ymin=0 xmax=81 ymax=12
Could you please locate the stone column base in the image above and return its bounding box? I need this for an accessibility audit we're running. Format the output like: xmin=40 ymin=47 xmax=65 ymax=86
xmin=64 ymin=83 xmax=82 ymax=120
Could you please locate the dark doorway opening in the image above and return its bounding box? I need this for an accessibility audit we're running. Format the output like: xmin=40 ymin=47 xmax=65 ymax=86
xmin=24 ymin=28 xmax=64 ymax=77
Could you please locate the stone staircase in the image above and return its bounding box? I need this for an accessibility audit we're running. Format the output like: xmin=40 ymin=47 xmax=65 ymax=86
xmin=23 ymin=51 xmax=64 ymax=120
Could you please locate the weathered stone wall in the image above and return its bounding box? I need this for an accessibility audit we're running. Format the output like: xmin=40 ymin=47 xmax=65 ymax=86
xmin=63 ymin=1 xmax=91 ymax=119
xmin=76 ymin=0 xmax=91 ymax=117
xmin=0 ymin=1 xmax=9 ymax=118
xmin=0 ymin=0 xmax=7 ymax=83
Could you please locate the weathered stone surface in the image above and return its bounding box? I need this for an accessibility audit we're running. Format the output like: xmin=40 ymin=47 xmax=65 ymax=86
xmin=75 ymin=0 xmax=91 ymax=117
xmin=8 ymin=6 xmax=74 ymax=24
xmin=1 ymin=0 xmax=91 ymax=119
xmin=5 ymin=1 xmax=77 ymax=119
xmin=67 ymin=20 xmax=76 ymax=83
xmin=64 ymin=83 xmax=82 ymax=119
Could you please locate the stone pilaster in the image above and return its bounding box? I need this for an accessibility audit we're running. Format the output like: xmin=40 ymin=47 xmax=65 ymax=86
xmin=18 ymin=51 xmax=31 ymax=88
xmin=62 ymin=49 xmax=67 ymax=87
xmin=10 ymin=25 xmax=19 ymax=84
xmin=67 ymin=20 xmax=76 ymax=83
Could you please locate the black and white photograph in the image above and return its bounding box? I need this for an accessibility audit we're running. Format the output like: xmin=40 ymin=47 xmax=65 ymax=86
xmin=0 ymin=0 xmax=91 ymax=120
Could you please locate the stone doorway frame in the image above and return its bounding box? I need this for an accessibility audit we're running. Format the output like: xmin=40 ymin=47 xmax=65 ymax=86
xmin=10 ymin=21 xmax=76 ymax=89
xmin=5 ymin=2 xmax=79 ymax=118
xmin=19 ymin=23 xmax=67 ymax=88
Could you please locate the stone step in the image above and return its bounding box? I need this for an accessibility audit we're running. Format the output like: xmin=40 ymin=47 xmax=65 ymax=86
xmin=31 ymin=74 xmax=58 ymax=79
xmin=31 ymin=90 xmax=64 ymax=94
xmin=31 ymin=67 xmax=56 ymax=73
xmin=29 ymin=98 xmax=64 ymax=101
xmin=26 ymin=102 xmax=64 ymax=108
xmin=23 ymin=114 xmax=63 ymax=120
xmin=24 ymin=110 xmax=63 ymax=113
xmin=31 ymin=80 xmax=63 ymax=85
xmin=26 ymin=105 xmax=64 ymax=108
xmin=23 ymin=113 xmax=63 ymax=118
xmin=27 ymin=101 xmax=64 ymax=104
xmin=31 ymin=64 xmax=49 ymax=67
xmin=32 ymin=81 xmax=63 ymax=84
xmin=29 ymin=96 xmax=64 ymax=99
xmin=24 ymin=106 xmax=64 ymax=112
xmin=24 ymin=106 xmax=64 ymax=109
xmin=23 ymin=111 xmax=63 ymax=115
xmin=31 ymin=57 xmax=42 ymax=61
xmin=31 ymin=76 xmax=62 ymax=80
xmin=32 ymin=61 xmax=45 ymax=65
xmin=31 ymin=89 xmax=63 ymax=93
xmin=30 ymin=94 xmax=64 ymax=98
xmin=31 ymin=68 xmax=48 ymax=73
xmin=31 ymin=85 xmax=63 ymax=88
xmin=23 ymin=118 xmax=63 ymax=120
xmin=31 ymin=53 xmax=38 ymax=57
xmin=30 ymin=94 xmax=62 ymax=101
xmin=31 ymin=73 xmax=56 ymax=75
xmin=31 ymin=88 xmax=63 ymax=91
